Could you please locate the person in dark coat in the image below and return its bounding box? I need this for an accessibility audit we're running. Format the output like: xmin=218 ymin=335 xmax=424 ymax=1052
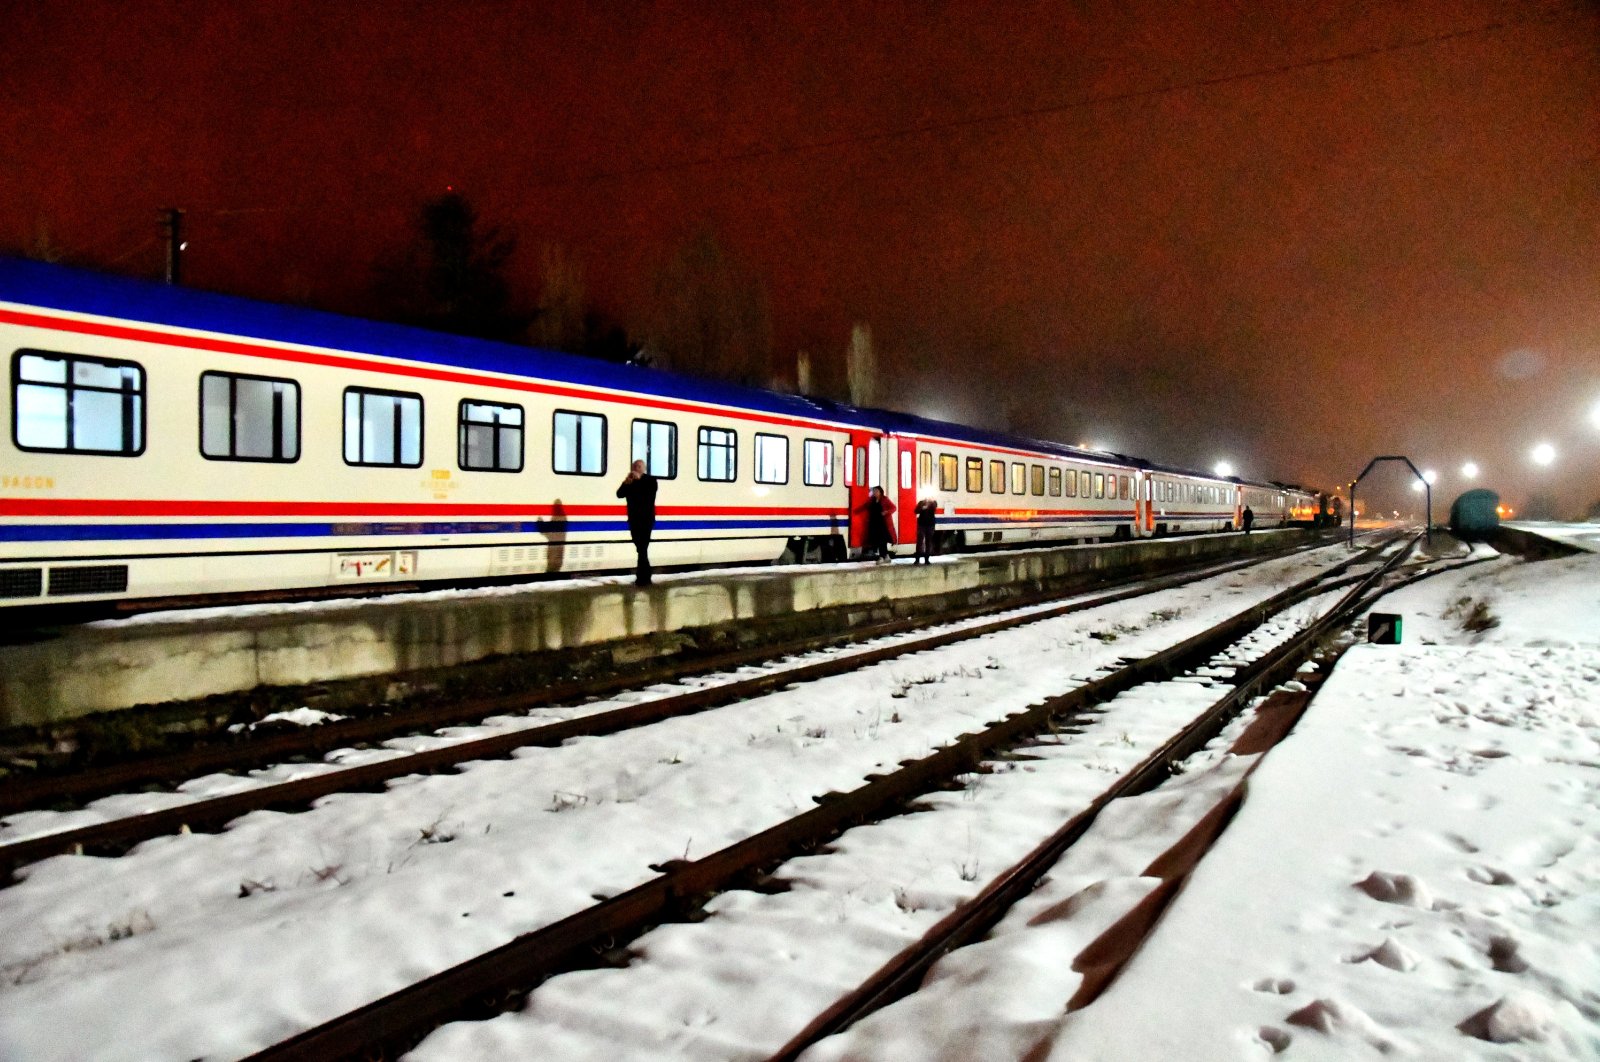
xmin=913 ymin=497 xmax=938 ymax=564
xmin=616 ymin=459 xmax=658 ymax=585
xmin=1242 ymin=505 xmax=1255 ymax=534
xmin=856 ymin=486 xmax=896 ymax=561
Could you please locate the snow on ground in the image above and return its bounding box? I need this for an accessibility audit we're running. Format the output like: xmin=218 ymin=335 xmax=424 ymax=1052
xmin=0 ymin=545 xmax=1350 ymax=1062
xmin=1505 ymin=521 xmax=1600 ymax=553
xmin=803 ymin=545 xmax=1600 ymax=1060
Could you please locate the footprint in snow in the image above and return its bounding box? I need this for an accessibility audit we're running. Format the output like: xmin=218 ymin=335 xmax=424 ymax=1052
xmin=1286 ymin=997 xmax=1401 ymax=1053
xmin=1465 ymin=865 xmax=1516 ymax=886
xmin=1354 ymin=870 xmax=1434 ymax=909
xmin=1251 ymin=977 xmax=1296 ymax=995
xmin=1458 ymin=991 xmax=1557 ymax=1043
xmin=1344 ymin=937 xmax=1419 ymax=972
xmin=1255 ymin=1026 xmax=1291 ymax=1053
xmin=1486 ymin=934 xmax=1530 ymax=974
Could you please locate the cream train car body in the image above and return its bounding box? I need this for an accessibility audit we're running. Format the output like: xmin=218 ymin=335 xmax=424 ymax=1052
xmin=0 ymin=259 xmax=860 ymax=609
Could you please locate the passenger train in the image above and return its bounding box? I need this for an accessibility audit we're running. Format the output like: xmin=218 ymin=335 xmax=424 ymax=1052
xmin=0 ymin=259 xmax=1319 ymax=611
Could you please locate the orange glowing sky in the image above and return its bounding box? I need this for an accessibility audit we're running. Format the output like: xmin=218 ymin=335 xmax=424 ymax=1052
xmin=3 ymin=0 xmax=1598 ymax=515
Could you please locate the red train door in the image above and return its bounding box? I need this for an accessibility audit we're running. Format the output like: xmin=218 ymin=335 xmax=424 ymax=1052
xmin=894 ymin=438 xmax=918 ymax=549
xmin=845 ymin=429 xmax=882 ymax=551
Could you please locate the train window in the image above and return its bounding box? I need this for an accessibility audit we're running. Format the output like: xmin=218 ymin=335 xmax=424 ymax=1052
xmin=1094 ymin=472 xmax=1105 ymax=499
xmin=965 ymin=457 xmax=982 ymax=492
xmin=1010 ymin=462 xmax=1025 ymax=495
xmin=1031 ymin=465 xmax=1045 ymax=496
xmin=855 ymin=445 xmax=869 ymax=486
xmin=989 ymin=459 xmax=1004 ymax=494
xmin=698 ymin=426 xmax=737 ymax=481
xmin=900 ymin=450 xmax=913 ymax=489
xmin=344 ymin=387 xmax=423 ymax=467
xmin=1066 ymin=469 xmax=1077 ymax=498
xmin=457 ymin=400 xmax=523 ymax=473
xmin=202 ymin=372 xmax=301 ymax=463
xmin=552 ymin=409 xmax=606 ymax=475
xmin=13 ymin=350 xmax=145 ymax=456
xmin=803 ymin=439 xmax=833 ymax=486
xmin=755 ymin=433 xmax=789 ymax=484
xmin=939 ymin=453 xmax=959 ymax=492
xmin=918 ymin=451 xmax=932 ymax=487
xmin=1049 ymin=468 xmax=1062 ymax=496
xmin=630 ymin=418 xmax=677 ymax=479
xmin=1119 ymin=476 xmax=1130 ymax=500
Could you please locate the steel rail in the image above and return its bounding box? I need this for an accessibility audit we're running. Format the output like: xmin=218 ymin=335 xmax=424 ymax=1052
xmin=0 ymin=539 xmax=1333 ymax=817
xmin=0 ymin=541 xmax=1367 ymax=879
xmin=238 ymin=538 xmax=1396 ymax=1062
xmin=770 ymin=536 xmax=1431 ymax=1058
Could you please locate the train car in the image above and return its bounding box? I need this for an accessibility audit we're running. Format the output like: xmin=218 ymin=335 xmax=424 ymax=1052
xmin=1142 ymin=463 xmax=1241 ymax=535
xmin=869 ymin=410 xmax=1143 ymax=552
xmin=1 ymin=258 xmax=868 ymax=610
xmin=1 ymin=258 xmax=1321 ymax=613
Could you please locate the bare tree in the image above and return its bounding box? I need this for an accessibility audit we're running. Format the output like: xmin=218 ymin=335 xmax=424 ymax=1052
xmin=647 ymin=230 xmax=772 ymax=386
xmin=530 ymin=242 xmax=587 ymax=352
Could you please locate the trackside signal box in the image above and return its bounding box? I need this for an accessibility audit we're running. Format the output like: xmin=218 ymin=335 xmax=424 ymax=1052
xmin=1368 ymin=613 xmax=1402 ymax=644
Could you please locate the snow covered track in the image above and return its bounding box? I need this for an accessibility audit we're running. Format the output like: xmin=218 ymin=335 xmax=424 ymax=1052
xmin=237 ymin=539 xmax=1411 ymax=1062
xmin=0 ymin=546 xmax=1339 ymax=879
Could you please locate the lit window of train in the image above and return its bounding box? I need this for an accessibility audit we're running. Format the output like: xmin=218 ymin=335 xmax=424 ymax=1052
xmin=966 ymin=456 xmax=982 ymax=492
xmin=918 ymin=450 xmax=932 ymax=486
xmin=552 ymin=409 xmax=605 ymax=475
xmin=1048 ymin=468 xmax=1062 ymax=496
xmin=938 ymin=453 xmax=958 ymax=491
xmin=458 ymin=399 xmax=522 ymax=473
xmin=754 ymin=433 xmax=789 ymax=484
xmin=803 ymin=439 xmax=833 ymax=486
xmin=698 ymin=426 xmax=737 ymax=481
xmin=345 ymin=387 xmax=422 ymax=468
xmin=630 ymin=418 xmax=677 ymax=478
xmin=12 ymin=349 xmax=145 ymax=455
xmin=201 ymin=371 xmax=301 ymax=463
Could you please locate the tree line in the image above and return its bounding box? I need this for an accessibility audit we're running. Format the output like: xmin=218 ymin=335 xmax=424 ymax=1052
xmin=371 ymin=191 xmax=874 ymax=405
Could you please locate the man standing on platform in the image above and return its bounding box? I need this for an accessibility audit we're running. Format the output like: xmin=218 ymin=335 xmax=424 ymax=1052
xmin=617 ymin=459 xmax=658 ymax=586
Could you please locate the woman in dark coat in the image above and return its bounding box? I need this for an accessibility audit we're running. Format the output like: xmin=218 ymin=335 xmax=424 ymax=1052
xmin=857 ymin=486 xmax=896 ymax=561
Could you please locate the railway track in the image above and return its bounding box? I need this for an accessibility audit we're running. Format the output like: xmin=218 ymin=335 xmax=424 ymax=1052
xmin=237 ymin=534 xmax=1433 ymax=1062
xmin=0 ymin=539 xmax=1371 ymax=878
xmin=1 ymin=542 xmax=1335 ymax=818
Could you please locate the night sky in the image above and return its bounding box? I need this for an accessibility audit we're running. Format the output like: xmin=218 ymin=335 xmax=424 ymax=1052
xmin=4 ymin=0 xmax=1598 ymax=517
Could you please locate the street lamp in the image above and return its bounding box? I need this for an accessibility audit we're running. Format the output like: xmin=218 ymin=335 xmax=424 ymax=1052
xmin=1590 ymin=399 xmax=1600 ymax=431
xmin=1531 ymin=442 xmax=1556 ymax=467
xmin=1213 ymin=461 xmax=1234 ymax=478
xmin=1422 ymin=468 xmax=1438 ymax=485
xmin=1460 ymin=461 xmax=1478 ymax=479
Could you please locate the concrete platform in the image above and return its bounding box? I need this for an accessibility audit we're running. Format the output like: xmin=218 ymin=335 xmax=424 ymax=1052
xmin=0 ymin=529 xmax=1324 ymax=727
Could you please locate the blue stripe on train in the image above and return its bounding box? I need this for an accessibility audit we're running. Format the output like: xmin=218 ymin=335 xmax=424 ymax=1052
xmin=0 ymin=518 xmax=841 ymax=543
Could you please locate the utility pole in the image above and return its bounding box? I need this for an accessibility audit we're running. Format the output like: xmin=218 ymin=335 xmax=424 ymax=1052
xmin=159 ymin=207 xmax=185 ymax=285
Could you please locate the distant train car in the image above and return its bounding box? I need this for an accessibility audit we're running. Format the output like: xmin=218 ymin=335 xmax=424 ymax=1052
xmin=1449 ymin=489 xmax=1500 ymax=541
xmin=1144 ymin=463 xmax=1242 ymax=535
xmin=876 ymin=410 xmax=1144 ymax=552
xmin=2 ymin=258 xmax=1316 ymax=611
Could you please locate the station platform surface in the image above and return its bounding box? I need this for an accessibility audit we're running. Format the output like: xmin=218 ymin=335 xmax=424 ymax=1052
xmin=0 ymin=529 xmax=1320 ymax=727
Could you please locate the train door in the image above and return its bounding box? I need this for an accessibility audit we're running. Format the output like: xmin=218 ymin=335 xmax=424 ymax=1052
xmin=1141 ymin=474 xmax=1155 ymax=536
xmin=845 ymin=429 xmax=883 ymax=551
xmin=894 ymin=438 xmax=918 ymax=549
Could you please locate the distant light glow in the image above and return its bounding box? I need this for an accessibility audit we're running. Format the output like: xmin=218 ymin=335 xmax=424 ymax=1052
xmin=1531 ymin=442 xmax=1556 ymax=467
xmin=1213 ymin=461 xmax=1234 ymax=478
xmin=1422 ymin=469 xmax=1437 ymax=485
xmin=1410 ymin=480 xmax=1425 ymax=493
xmin=1590 ymin=399 xmax=1600 ymax=430
xmin=1460 ymin=461 xmax=1478 ymax=479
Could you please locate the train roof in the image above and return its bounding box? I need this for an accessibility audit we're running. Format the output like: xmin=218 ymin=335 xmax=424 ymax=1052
xmin=0 ymin=257 xmax=852 ymax=428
